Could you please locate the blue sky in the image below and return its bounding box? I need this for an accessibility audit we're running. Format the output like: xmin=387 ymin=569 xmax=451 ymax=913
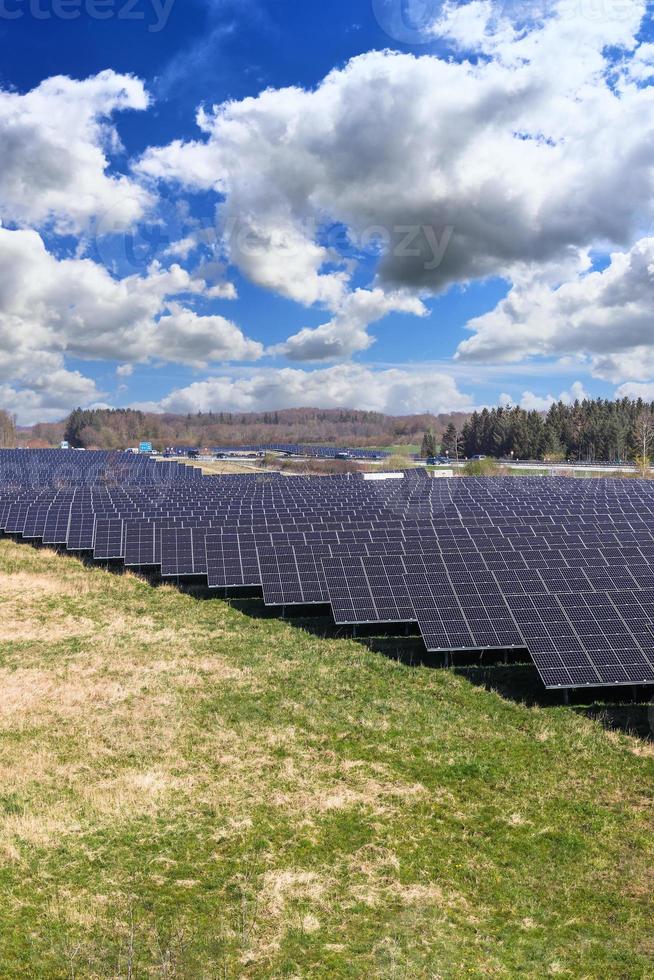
xmin=0 ymin=0 xmax=653 ymax=422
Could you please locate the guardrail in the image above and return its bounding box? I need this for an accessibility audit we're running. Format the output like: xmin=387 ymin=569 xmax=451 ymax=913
xmin=501 ymin=459 xmax=636 ymax=469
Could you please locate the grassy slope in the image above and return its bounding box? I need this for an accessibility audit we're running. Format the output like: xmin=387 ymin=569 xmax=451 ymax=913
xmin=0 ymin=540 xmax=652 ymax=978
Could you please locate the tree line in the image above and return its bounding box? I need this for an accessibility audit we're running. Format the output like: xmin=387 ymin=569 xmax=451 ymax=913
xmin=56 ymin=407 xmax=468 ymax=451
xmin=435 ymin=398 xmax=654 ymax=462
xmin=13 ymin=398 xmax=654 ymax=462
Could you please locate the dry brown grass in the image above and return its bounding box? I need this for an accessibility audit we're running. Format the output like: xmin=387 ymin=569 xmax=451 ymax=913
xmin=0 ymin=570 xmax=93 ymax=597
xmin=188 ymin=458 xmax=270 ymax=475
xmin=0 ymin=557 xmax=261 ymax=859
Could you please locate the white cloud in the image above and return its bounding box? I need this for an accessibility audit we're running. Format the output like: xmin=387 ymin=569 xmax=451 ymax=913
xmin=270 ymin=288 xmax=427 ymax=361
xmin=430 ymin=0 xmax=640 ymax=64
xmin=0 ymin=71 xmax=152 ymax=233
xmin=457 ymin=238 xmax=654 ymax=382
xmin=162 ymin=236 xmax=198 ymax=260
xmin=0 ymin=351 xmax=100 ymax=425
xmin=518 ymin=391 xmax=555 ymax=411
xmin=135 ymin=364 xmax=474 ymax=416
xmin=156 ymin=307 xmax=263 ymax=365
xmin=204 ymin=280 xmax=238 ymax=301
xmin=623 ymin=41 xmax=654 ymax=83
xmin=517 ymin=381 xmax=589 ymax=411
xmin=7 ymin=16 xmax=654 ymax=422
xmin=0 ymin=226 xmax=262 ymax=368
xmin=137 ymin=0 xmax=653 ymax=309
xmin=222 ymin=218 xmax=349 ymax=308
xmin=614 ymin=381 xmax=654 ymax=400
xmin=116 ymin=364 xmax=134 ymax=377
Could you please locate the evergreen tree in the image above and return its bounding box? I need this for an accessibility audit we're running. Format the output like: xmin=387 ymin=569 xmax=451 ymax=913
xmin=420 ymin=428 xmax=438 ymax=458
xmin=455 ymin=396 xmax=654 ymax=462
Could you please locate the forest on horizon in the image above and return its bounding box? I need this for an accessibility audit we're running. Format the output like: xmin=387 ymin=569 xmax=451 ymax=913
xmin=16 ymin=407 xmax=469 ymax=452
xmin=1 ymin=397 xmax=653 ymax=464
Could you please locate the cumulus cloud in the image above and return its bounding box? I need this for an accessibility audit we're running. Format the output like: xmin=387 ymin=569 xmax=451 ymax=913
xmin=270 ymin=288 xmax=428 ymax=361
xmin=8 ymin=10 xmax=654 ymax=421
xmin=134 ymin=364 xmax=474 ymax=416
xmin=162 ymin=236 xmax=198 ymax=260
xmin=614 ymin=381 xmax=654 ymax=400
xmin=624 ymin=41 xmax=654 ymax=83
xmin=457 ymin=238 xmax=654 ymax=381
xmin=0 ymin=349 xmax=101 ymax=425
xmin=137 ymin=0 xmax=653 ymax=308
xmin=516 ymin=381 xmax=589 ymax=412
xmin=222 ymin=218 xmax=349 ymax=308
xmin=0 ymin=226 xmax=262 ymax=369
xmin=156 ymin=307 xmax=263 ymax=365
xmin=0 ymin=71 xmax=152 ymax=233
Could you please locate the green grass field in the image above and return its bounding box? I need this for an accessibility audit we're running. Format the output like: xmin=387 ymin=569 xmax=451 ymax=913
xmin=377 ymin=444 xmax=421 ymax=456
xmin=0 ymin=538 xmax=652 ymax=978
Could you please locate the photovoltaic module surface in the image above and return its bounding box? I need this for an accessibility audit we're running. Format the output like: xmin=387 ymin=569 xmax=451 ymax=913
xmin=2 ymin=449 xmax=654 ymax=691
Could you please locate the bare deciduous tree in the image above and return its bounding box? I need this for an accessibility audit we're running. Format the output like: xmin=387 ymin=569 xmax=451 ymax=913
xmin=633 ymin=410 xmax=654 ymax=476
xmin=0 ymin=410 xmax=16 ymax=448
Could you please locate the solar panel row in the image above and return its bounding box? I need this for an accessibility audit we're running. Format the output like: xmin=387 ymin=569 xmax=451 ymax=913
xmin=0 ymin=449 xmax=201 ymax=489
xmin=2 ymin=451 xmax=654 ymax=691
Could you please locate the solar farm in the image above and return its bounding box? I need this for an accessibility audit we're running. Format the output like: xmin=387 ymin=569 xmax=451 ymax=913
xmin=0 ymin=449 xmax=653 ymax=975
xmin=2 ymin=449 xmax=654 ymax=694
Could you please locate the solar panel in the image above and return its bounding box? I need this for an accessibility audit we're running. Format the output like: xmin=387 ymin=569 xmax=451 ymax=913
xmin=42 ymin=500 xmax=74 ymax=545
xmin=160 ymin=528 xmax=209 ymax=577
xmin=93 ymin=519 xmax=125 ymax=559
xmin=321 ymin=554 xmax=415 ymax=625
xmin=205 ymin=531 xmax=262 ymax=588
xmin=124 ymin=519 xmax=159 ymax=567
xmin=23 ymin=502 xmax=53 ymax=539
xmin=3 ymin=451 xmax=654 ymax=691
xmin=67 ymin=509 xmax=98 ymax=550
